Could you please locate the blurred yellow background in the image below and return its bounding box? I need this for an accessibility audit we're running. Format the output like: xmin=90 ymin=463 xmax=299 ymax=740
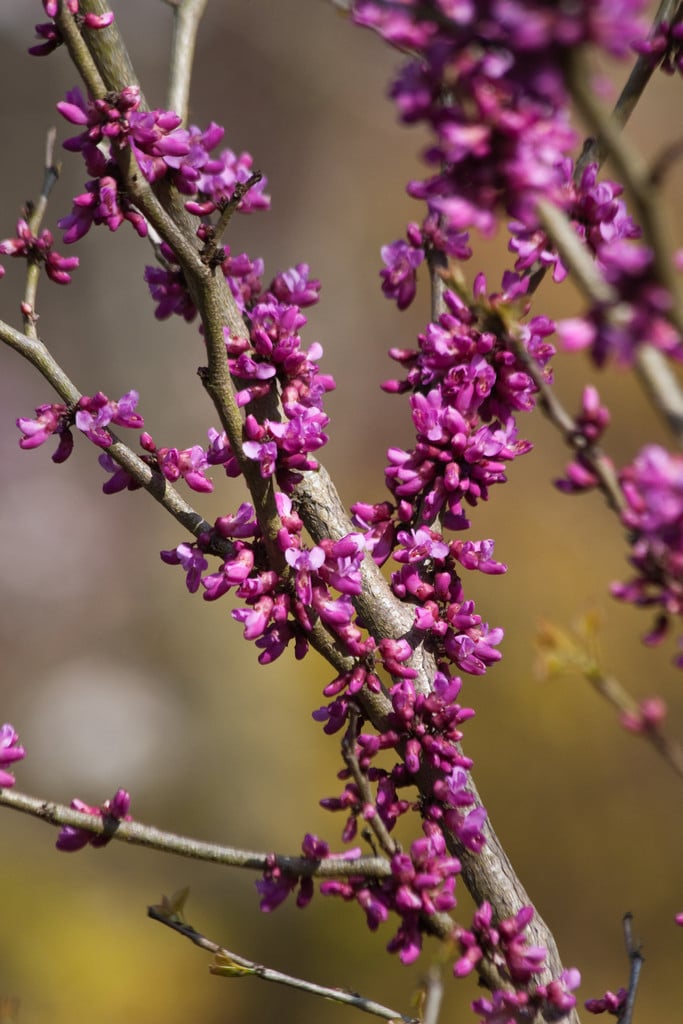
xmin=1 ymin=3 xmax=682 ymax=1023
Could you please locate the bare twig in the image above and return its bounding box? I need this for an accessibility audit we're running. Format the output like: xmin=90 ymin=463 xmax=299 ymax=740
xmin=634 ymin=345 xmax=683 ymax=441
xmin=620 ymin=913 xmax=644 ymax=1024
xmin=537 ymin=620 xmax=683 ymax=780
xmin=148 ymin=905 xmax=420 ymax=1024
xmin=166 ymin=0 xmax=209 ymax=123
xmin=418 ymin=965 xmax=444 ymax=1024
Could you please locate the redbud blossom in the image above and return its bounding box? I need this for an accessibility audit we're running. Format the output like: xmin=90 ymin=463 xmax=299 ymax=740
xmin=0 ymin=724 xmax=26 ymax=787
xmin=56 ymin=789 xmax=131 ymax=852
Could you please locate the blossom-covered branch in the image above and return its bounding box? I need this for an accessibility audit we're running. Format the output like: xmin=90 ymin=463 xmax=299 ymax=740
xmin=4 ymin=1 xmax=683 ymax=1022
xmin=0 ymin=784 xmax=393 ymax=879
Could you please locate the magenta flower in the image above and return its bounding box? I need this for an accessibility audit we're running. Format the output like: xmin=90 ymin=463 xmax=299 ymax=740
xmin=59 ymin=172 xmax=148 ymax=242
xmin=160 ymin=542 xmax=209 ymax=594
xmin=74 ymin=390 xmax=144 ymax=447
xmin=0 ymin=219 xmax=79 ymax=284
xmin=620 ymin=696 xmax=667 ymax=733
xmin=585 ymin=988 xmax=628 ymax=1015
xmin=270 ymin=264 xmax=321 ymax=307
xmin=30 ymin=2 xmax=113 ymax=57
xmin=0 ymin=724 xmax=26 ymax=787
xmin=380 ymin=237 xmax=425 ymax=310
xmin=17 ymin=402 xmax=70 ymax=456
xmin=144 ymin=242 xmax=197 ymax=321
xmin=182 ymin=137 xmax=271 ymax=214
xmin=56 ymin=788 xmax=131 ymax=852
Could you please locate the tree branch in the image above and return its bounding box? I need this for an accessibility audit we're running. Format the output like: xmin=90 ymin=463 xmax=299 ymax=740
xmin=165 ymin=0 xmax=209 ymax=123
xmin=148 ymin=904 xmax=420 ymax=1024
xmin=0 ymin=786 xmax=393 ymax=879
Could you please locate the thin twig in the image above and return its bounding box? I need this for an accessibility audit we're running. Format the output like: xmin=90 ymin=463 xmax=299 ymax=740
xmin=537 ymin=621 xmax=683 ymax=780
xmin=419 ymin=965 xmax=444 ymax=1024
xmin=166 ymin=0 xmax=209 ymax=123
xmin=568 ymin=49 xmax=683 ymax=339
xmin=148 ymin=907 xmax=420 ymax=1024
xmin=0 ymin=786 xmax=392 ymax=879
xmin=620 ymin=913 xmax=644 ymax=1024
xmin=566 ymin=41 xmax=683 ymax=449
xmin=577 ymin=0 xmax=683 ymax=174
xmin=586 ymin=669 xmax=683 ymax=780
xmin=342 ymin=709 xmax=401 ymax=858
xmin=22 ymin=128 xmax=62 ymax=338
xmin=0 ymin=317 xmax=214 ymax=540
xmin=504 ymin=327 xmax=627 ymax=517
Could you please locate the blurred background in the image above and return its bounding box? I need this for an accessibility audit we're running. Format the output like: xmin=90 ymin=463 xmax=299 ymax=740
xmin=1 ymin=3 xmax=682 ymax=1023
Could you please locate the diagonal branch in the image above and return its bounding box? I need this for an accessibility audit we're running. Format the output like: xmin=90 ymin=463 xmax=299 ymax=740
xmin=148 ymin=905 xmax=420 ymax=1024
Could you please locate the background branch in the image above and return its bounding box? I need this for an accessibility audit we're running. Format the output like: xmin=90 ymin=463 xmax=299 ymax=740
xmin=165 ymin=0 xmax=209 ymax=123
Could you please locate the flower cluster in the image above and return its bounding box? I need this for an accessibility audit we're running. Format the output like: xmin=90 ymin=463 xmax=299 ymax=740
xmin=163 ymin=494 xmax=370 ymax=665
xmin=380 ymin=214 xmax=471 ymax=310
xmin=320 ymin=669 xmax=479 ymax=838
xmin=257 ymin=833 xmax=362 ymax=912
xmin=0 ymin=724 xmax=25 ymax=788
xmin=320 ymin=827 xmax=460 ymax=964
xmin=558 ymin=239 xmax=683 ymax=366
xmin=611 ymin=445 xmax=683 ymax=663
xmin=353 ymin=0 xmax=646 ymax=248
xmin=0 ymin=218 xmax=79 ymax=284
xmin=56 ymin=788 xmax=132 ymax=852
xmin=17 ymin=390 xmax=143 ymax=463
xmin=584 ymin=987 xmax=627 ymax=1016
xmin=382 ymin=276 xmax=553 ymax=510
xmin=456 ymin=902 xmax=581 ymax=1019
xmin=56 ymin=84 xmax=271 ymax=246
xmin=633 ymin=16 xmax=683 ymax=75
xmin=356 ymin=0 xmax=682 ymax=371
xmin=30 ymin=0 xmax=113 ymax=58
xmin=554 ymin=386 xmax=611 ymax=494
xmin=509 ymin=161 xmax=641 ymax=285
